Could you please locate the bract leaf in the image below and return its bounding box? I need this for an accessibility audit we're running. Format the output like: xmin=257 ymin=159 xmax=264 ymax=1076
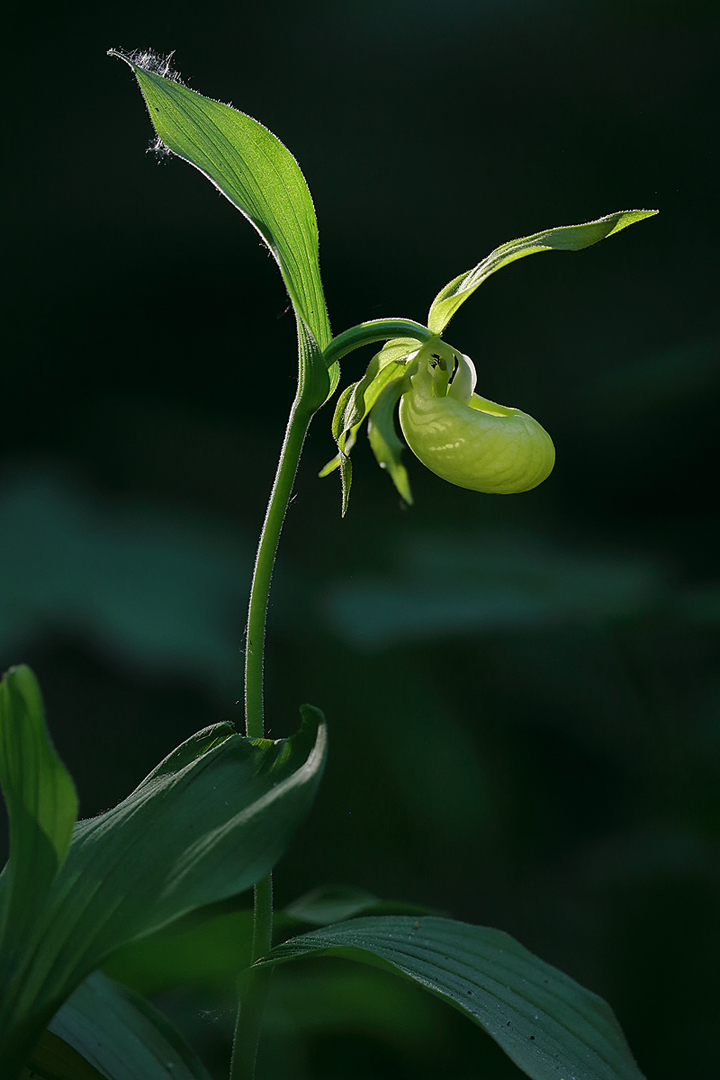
xmin=0 ymin=667 xmax=78 ymax=978
xmin=45 ymin=971 xmax=211 ymax=1080
xmin=367 ymin=380 xmax=413 ymax=506
xmin=428 ymin=210 xmax=658 ymax=334
xmin=296 ymin=315 xmax=332 ymax=418
xmin=261 ymin=915 xmax=646 ymax=1080
xmin=110 ymin=50 xmax=330 ymax=351
xmin=109 ymin=50 xmax=334 ymax=408
xmin=0 ymin=698 xmax=327 ymax=1077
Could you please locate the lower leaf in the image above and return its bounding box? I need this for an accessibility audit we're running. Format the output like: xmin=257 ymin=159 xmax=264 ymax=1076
xmin=259 ymin=915 xmax=645 ymax=1080
xmin=0 ymin=670 xmax=327 ymax=1077
xmin=23 ymin=1030 xmax=105 ymax=1080
xmin=46 ymin=971 xmax=212 ymax=1080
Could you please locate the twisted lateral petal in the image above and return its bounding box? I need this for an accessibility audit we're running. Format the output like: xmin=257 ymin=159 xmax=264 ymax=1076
xmin=398 ymin=358 xmax=555 ymax=494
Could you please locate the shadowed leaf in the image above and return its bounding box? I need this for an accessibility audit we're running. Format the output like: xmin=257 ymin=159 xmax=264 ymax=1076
xmin=45 ymin=971 xmax=211 ymax=1080
xmin=261 ymin=915 xmax=646 ymax=1080
xmin=0 ymin=666 xmax=78 ymax=982
xmin=0 ymin=668 xmax=326 ymax=1077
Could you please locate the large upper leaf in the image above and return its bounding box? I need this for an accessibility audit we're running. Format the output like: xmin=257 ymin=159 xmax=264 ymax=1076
xmin=428 ymin=210 xmax=658 ymax=333
xmin=0 ymin=667 xmax=327 ymax=1077
xmin=111 ymin=50 xmax=330 ymax=351
xmin=110 ymin=50 xmax=334 ymax=408
xmin=261 ymin=915 xmax=646 ymax=1080
xmin=0 ymin=666 xmax=78 ymax=978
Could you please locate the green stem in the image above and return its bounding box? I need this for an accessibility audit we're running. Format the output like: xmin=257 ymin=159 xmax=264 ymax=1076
xmin=230 ymin=964 xmax=274 ymax=1080
xmin=230 ymin=875 xmax=274 ymax=1080
xmin=231 ymin=394 xmax=312 ymax=1080
xmin=244 ymin=396 xmax=313 ymax=740
xmin=322 ymin=318 xmax=432 ymax=370
xmin=244 ymin=318 xmax=431 ymax=738
xmin=250 ymin=874 xmax=274 ymax=961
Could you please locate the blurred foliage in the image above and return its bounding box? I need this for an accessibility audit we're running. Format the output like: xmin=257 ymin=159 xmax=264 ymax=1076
xmin=3 ymin=0 xmax=720 ymax=1077
xmin=0 ymin=468 xmax=253 ymax=691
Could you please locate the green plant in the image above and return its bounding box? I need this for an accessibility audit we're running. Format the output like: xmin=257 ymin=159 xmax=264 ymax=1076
xmin=0 ymin=48 xmax=657 ymax=1080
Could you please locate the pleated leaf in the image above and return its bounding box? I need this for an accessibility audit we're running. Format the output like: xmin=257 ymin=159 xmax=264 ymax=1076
xmin=261 ymin=915 xmax=646 ymax=1080
xmin=0 ymin=668 xmax=327 ymax=1078
xmin=428 ymin=210 xmax=658 ymax=333
xmin=44 ymin=971 xmax=211 ymax=1080
xmin=109 ymin=50 xmax=334 ymax=409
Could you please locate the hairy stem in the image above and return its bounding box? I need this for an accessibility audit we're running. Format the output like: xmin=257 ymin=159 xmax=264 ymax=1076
xmin=231 ymin=395 xmax=311 ymax=1080
xmin=230 ymin=964 xmax=274 ymax=1080
xmin=244 ymin=398 xmax=313 ymax=740
xmin=322 ymin=318 xmax=432 ymax=370
xmin=244 ymin=319 xmax=430 ymax=738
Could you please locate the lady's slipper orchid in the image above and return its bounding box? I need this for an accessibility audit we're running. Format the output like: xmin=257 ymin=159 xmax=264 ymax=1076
xmin=320 ymin=210 xmax=658 ymax=512
xmin=398 ymin=343 xmax=555 ymax=494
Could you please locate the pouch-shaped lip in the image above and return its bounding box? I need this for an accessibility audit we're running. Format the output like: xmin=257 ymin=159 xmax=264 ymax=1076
xmin=399 ymin=356 xmax=555 ymax=494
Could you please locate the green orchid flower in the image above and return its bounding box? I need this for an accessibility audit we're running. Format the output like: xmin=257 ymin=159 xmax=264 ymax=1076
xmin=321 ymin=209 xmax=657 ymax=513
xmin=398 ymin=338 xmax=555 ymax=495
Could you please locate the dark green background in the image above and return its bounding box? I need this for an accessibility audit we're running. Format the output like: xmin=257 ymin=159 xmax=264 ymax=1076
xmin=3 ymin=1 xmax=719 ymax=1077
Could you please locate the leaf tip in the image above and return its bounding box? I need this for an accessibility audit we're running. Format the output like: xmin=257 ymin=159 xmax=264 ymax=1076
xmin=107 ymin=47 xmax=183 ymax=83
xmin=606 ymin=207 xmax=660 ymax=238
xmin=318 ymin=457 xmax=339 ymax=479
xmin=628 ymin=207 xmax=660 ymax=221
xmin=1 ymin=662 xmax=41 ymax=701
